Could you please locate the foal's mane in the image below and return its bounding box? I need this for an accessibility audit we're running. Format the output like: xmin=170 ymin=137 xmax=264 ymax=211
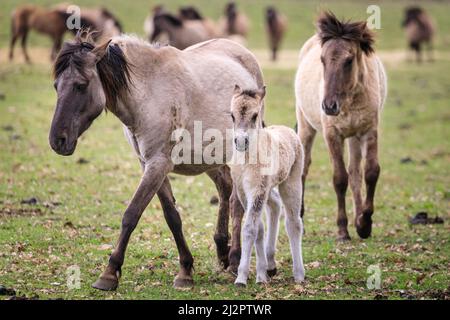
xmin=53 ymin=32 xmax=132 ymax=112
xmin=317 ymin=11 xmax=375 ymax=55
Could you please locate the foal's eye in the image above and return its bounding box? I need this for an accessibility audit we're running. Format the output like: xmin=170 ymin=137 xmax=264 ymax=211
xmin=74 ymin=82 xmax=88 ymax=92
xmin=251 ymin=113 xmax=258 ymax=122
xmin=231 ymin=114 xmax=235 ymax=122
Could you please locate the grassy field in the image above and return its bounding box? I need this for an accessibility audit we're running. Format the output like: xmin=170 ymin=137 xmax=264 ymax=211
xmin=0 ymin=0 xmax=449 ymax=300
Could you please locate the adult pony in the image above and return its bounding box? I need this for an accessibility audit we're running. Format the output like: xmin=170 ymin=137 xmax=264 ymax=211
xmin=50 ymin=33 xmax=264 ymax=290
xmin=402 ymin=6 xmax=435 ymax=62
xmin=295 ymin=12 xmax=387 ymax=241
xmin=9 ymin=4 xmax=122 ymax=62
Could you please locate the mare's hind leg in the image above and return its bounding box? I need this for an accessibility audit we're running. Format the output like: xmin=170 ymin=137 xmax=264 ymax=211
xmin=278 ymin=159 xmax=305 ymax=283
xmin=356 ymin=130 xmax=380 ymax=239
xmin=265 ymin=189 xmax=282 ymax=277
xmin=158 ymin=177 xmax=194 ymax=287
xmin=297 ymin=109 xmax=317 ymax=220
xmin=207 ymin=167 xmax=233 ymax=269
xmin=325 ymin=131 xmax=350 ymax=241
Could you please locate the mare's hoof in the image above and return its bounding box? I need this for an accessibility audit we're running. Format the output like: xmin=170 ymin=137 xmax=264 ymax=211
xmin=173 ymin=276 xmax=194 ymax=289
xmin=92 ymin=275 xmax=119 ymax=291
xmin=356 ymin=210 xmax=373 ymax=239
xmin=226 ymin=265 xmax=238 ymax=277
xmin=336 ymin=233 xmax=351 ymax=242
xmin=267 ymin=268 xmax=277 ymax=277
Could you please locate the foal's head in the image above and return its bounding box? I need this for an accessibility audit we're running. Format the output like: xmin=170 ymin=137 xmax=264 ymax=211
xmin=50 ymin=32 xmax=131 ymax=156
xmin=230 ymin=85 xmax=266 ymax=152
xmin=317 ymin=11 xmax=375 ymax=116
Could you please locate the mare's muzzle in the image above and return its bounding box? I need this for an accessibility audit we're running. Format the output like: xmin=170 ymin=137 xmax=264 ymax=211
xmin=322 ymin=100 xmax=340 ymax=116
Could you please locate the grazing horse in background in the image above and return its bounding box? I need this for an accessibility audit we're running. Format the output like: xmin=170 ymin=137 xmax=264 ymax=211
xmin=143 ymin=5 xmax=167 ymax=42
xmin=295 ymin=12 xmax=387 ymax=241
xmin=150 ymin=13 xmax=212 ymax=49
xmin=50 ymin=32 xmax=264 ymax=290
xmin=9 ymin=4 xmax=122 ymax=62
xmin=179 ymin=6 xmax=220 ymax=38
xmin=230 ymin=85 xmax=305 ymax=286
xmin=402 ymin=6 xmax=435 ymax=62
xmin=265 ymin=6 xmax=287 ymax=61
xmin=220 ymin=2 xmax=250 ymax=38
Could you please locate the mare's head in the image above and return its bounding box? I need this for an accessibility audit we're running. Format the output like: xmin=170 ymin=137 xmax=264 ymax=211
xmin=317 ymin=11 xmax=375 ymax=116
xmin=50 ymin=32 xmax=131 ymax=156
xmin=230 ymin=85 xmax=266 ymax=152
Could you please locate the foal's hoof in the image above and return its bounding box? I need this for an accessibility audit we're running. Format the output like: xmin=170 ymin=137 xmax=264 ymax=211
xmin=92 ymin=275 xmax=119 ymax=291
xmin=356 ymin=211 xmax=373 ymax=239
xmin=267 ymin=268 xmax=277 ymax=277
xmin=173 ymin=276 xmax=194 ymax=289
xmin=234 ymin=282 xmax=246 ymax=288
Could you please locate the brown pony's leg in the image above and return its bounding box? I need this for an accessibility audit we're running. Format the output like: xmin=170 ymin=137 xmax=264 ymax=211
xmin=158 ymin=177 xmax=194 ymax=288
xmin=228 ymin=185 xmax=244 ymax=274
xmin=325 ymin=131 xmax=350 ymax=241
xmin=9 ymin=29 xmax=19 ymax=61
xmin=298 ymin=111 xmax=316 ymax=220
xmin=356 ymin=130 xmax=380 ymax=239
xmin=21 ymin=28 xmax=30 ymax=63
xmin=51 ymin=35 xmax=63 ymax=61
xmin=207 ymin=167 xmax=232 ymax=269
xmin=347 ymin=137 xmax=363 ymax=226
xmin=92 ymin=155 xmax=171 ymax=291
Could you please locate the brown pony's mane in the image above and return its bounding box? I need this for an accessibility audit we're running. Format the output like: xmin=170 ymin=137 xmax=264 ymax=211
xmin=317 ymin=11 xmax=375 ymax=55
xmin=53 ymin=32 xmax=132 ymax=112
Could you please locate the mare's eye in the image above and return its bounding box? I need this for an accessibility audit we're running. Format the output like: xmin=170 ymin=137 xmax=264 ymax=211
xmin=320 ymin=56 xmax=325 ymax=65
xmin=231 ymin=114 xmax=235 ymax=122
xmin=53 ymin=81 xmax=58 ymax=91
xmin=345 ymin=57 xmax=354 ymax=67
xmin=74 ymin=82 xmax=88 ymax=92
xmin=251 ymin=114 xmax=258 ymax=122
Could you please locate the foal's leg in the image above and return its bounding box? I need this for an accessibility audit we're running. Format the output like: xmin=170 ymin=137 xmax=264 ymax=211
xmin=228 ymin=186 xmax=244 ymax=274
xmin=254 ymin=217 xmax=268 ymax=284
xmin=207 ymin=167 xmax=232 ymax=269
xmin=356 ymin=130 xmax=380 ymax=239
xmin=279 ymin=159 xmax=305 ymax=283
xmin=157 ymin=177 xmax=194 ymax=288
xmin=265 ymin=189 xmax=282 ymax=276
xmin=297 ymin=110 xmax=317 ymax=219
xmin=235 ymin=191 xmax=268 ymax=286
xmin=347 ymin=137 xmax=363 ymax=226
xmin=325 ymin=131 xmax=350 ymax=241
xmin=92 ymin=154 xmax=172 ymax=291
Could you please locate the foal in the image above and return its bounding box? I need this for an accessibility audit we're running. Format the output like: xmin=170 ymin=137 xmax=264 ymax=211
xmin=230 ymin=85 xmax=305 ymax=286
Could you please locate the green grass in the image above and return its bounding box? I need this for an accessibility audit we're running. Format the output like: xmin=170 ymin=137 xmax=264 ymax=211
xmin=0 ymin=0 xmax=449 ymax=300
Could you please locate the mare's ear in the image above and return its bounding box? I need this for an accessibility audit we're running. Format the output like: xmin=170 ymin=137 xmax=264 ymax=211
xmin=92 ymin=39 xmax=112 ymax=63
xmin=234 ymin=84 xmax=242 ymax=95
xmin=256 ymin=85 xmax=266 ymax=100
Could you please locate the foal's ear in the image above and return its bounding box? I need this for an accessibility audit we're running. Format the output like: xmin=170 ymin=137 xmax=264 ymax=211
xmin=234 ymin=84 xmax=242 ymax=95
xmin=256 ymin=86 xmax=266 ymax=100
xmin=92 ymin=39 xmax=112 ymax=63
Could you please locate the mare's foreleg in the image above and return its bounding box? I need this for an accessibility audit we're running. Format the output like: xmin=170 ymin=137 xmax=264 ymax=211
xmin=326 ymin=131 xmax=350 ymax=241
xmin=228 ymin=186 xmax=244 ymax=274
xmin=92 ymin=154 xmax=172 ymax=291
xmin=356 ymin=130 xmax=380 ymax=239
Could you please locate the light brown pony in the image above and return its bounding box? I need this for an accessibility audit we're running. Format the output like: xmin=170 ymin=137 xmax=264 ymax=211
xmin=295 ymin=12 xmax=387 ymax=241
xmin=9 ymin=4 xmax=122 ymax=62
xmin=402 ymin=6 xmax=435 ymax=62
xmin=50 ymin=33 xmax=264 ymax=290
xmin=150 ymin=13 xmax=212 ymax=49
xmin=179 ymin=6 xmax=220 ymax=38
xmin=219 ymin=2 xmax=250 ymax=38
xmin=265 ymin=6 xmax=287 ymax=61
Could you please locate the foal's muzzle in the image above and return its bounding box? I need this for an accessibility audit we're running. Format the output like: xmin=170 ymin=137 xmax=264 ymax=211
xmin=322 ymin=100 xmax=340 ymax=116
xmin=234 ymin=136 xmax=249 ymax=152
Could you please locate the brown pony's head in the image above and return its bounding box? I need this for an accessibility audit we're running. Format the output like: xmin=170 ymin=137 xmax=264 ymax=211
xmin=179 ymin=6 xmax=203 ymax=20
xmin=50 ymin=32 xmax=131 ymax=156
xmin=230 ymin=85 xmax=266 ymax=152
xmin=317 ymin=11 xmax=374 ymax=116
xmin=151 ymin=13 xmax=183 ymax=42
